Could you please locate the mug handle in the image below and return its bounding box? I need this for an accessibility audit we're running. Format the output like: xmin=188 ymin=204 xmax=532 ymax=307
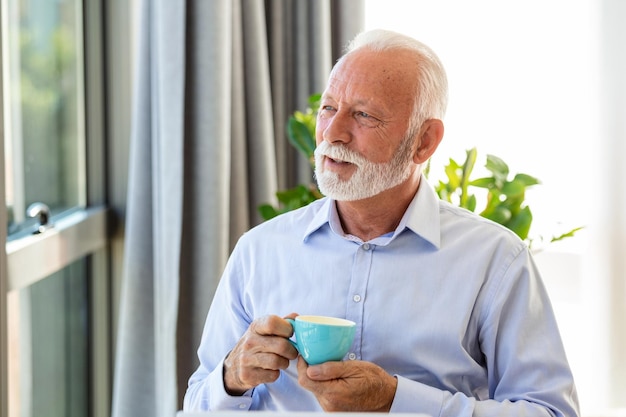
xmin=285 ymin=318 xmax=299 ymax=352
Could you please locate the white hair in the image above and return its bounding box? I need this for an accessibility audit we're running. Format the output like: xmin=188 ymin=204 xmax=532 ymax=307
xmin=342 ymin=29 xmax=448 ymax=136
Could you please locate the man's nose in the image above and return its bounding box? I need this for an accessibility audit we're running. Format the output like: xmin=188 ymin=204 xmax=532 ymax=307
xmin=321 ymin=111 xmax=353 ymax=145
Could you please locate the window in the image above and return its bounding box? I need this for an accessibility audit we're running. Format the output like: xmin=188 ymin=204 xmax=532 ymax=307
xmin=4 ymin=0 xmax=86 ymax=235
xmin=7 ymin=259 xmax=89 ymax=417
xmin=1 ymin=0 xmax=110 ymax=416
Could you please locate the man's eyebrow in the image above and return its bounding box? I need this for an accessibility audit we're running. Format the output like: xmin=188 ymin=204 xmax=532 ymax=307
xmin=353 ymin=99 xmax=391 ymax=115
xmin=319 ymin=95 xmax=390 ymax=115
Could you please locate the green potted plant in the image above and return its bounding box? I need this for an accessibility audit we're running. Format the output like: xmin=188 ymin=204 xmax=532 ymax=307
xmin=425 ymin=149 xmax=582 ymax=248
xmin=258 ymin=94 xmax=322 ymax=220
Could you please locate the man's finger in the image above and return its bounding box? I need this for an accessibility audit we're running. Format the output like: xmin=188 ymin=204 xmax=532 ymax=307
xmin=252 ymin=315 xmax=295 ymax=338
xmin=297 ymin=356 xmax=314 ymax=388
xmin=306 ymin=361 xmax=346 ymax=381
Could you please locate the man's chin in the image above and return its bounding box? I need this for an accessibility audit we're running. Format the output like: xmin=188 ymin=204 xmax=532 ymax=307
xmin=317 ymin=182 xmax=373 ymax=202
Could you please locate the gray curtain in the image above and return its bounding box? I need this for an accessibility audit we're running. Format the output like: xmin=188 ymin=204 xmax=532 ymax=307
xmin=111 ymin=1 xmax=364 ymax=417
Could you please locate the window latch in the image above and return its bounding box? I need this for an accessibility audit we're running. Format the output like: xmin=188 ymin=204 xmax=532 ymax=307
xmin=26 ymin=202 xmax=53 ymax=234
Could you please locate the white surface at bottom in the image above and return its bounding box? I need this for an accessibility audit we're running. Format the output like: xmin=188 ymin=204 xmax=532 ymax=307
xmin=177 ymin=412 xmax=431 ymax=417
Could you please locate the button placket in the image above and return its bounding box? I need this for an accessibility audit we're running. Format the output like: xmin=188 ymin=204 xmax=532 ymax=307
xmin=345 ymin=242 xmax=374 ymax=361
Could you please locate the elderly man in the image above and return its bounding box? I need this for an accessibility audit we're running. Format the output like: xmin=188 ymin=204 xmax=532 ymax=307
xmin=184 ymin=29 xmax=579 ymax=416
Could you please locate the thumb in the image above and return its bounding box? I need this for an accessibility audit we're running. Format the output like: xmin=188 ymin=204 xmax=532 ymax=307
xmin=306 ymin=361 xmax=345 ymax=381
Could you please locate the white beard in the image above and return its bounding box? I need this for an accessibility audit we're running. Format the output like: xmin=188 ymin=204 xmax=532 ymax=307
xmin=314 ymin=137 xmax=415 ymax=201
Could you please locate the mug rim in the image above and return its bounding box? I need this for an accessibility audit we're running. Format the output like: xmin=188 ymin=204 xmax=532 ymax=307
xmin=295 ymin=315 xmax=355 ymax=327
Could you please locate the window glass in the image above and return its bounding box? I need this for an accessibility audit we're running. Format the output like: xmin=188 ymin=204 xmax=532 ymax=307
xmin=7 ymin=258 xmax=89 ymax=417
xmin=3 ymin=0 xmax=85 ymax=235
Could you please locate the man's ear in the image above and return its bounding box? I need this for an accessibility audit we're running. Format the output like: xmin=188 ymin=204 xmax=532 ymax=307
xmin=413 ymin=119 xmax=444 ymax=164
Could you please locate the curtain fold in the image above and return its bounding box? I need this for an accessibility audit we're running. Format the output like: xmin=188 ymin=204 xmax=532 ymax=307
xmin=112 ymin=1 xmax=364 ymax=416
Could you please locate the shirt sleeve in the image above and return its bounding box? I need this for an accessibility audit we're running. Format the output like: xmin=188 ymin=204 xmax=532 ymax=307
xmin=183 ymin=357 xmax=253 ymax=411
xmin=182 ymin=243 xmax=255 ymax=411
xmin=390 ymin=248 xmax=579 ymax=417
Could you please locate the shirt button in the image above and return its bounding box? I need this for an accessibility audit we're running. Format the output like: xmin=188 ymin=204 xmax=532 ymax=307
xmin=238 ymin=403 xmax=247 ymax=409
xmin=353 ymin=294 xmax=361 ymax=302
xmin=362 ymin=243 xmax=370 ymax=251
xmin=348 ymin=353 xmax=357 ymax=360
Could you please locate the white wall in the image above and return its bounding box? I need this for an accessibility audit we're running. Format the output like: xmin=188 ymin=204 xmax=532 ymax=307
xmin=365 ymin=0 xmax=626 ymax=413
xmin=365 ymin=0 xmax=596 ymax=242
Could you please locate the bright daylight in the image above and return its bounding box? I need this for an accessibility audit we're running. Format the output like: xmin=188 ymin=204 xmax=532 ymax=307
xmin=1 ymin=1 xmax=624 ymax=417
xmin=365 ymin=0 xmax=623 ymax=414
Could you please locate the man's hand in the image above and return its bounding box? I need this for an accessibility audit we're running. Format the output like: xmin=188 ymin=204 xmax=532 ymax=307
xmin=223 ymin=314 xmax=299 ymax=395
xmin=296 ymin=356 xmax=398 ymax=412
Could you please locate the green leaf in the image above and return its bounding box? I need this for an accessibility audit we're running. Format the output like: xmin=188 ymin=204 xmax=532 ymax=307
xmin=485 ymin=154 xmax=509 ymax=184
xmin=259 ymin=183 xmax=322 ymax=221
xmin=286 ymin=117 xmax=316 ymax=163
xmin=307 ymin=93 xmax=321 ymax=110
xmin=550 ymin=226 xmax=585 ymax=242
xmin=483 ymin=206 xmax=512 ymax=224
xmin=485 ymin=154 xmax=509 ymax=174
xmin=278 ymin=185 xmax=316 ymax=206
xmin=461 ymin=148 xmax=477 ymax=185
xmin=460 ymin=148 xmax=477 ymax=207
xmin=296 ymin=112 xmax=317 ymax=138
xmin=505 ymin=206 xmax=533 ymax=240
xmin=481 ymin=189 xmax=502 ymax=216
xmin=465 ymin=194 xmax=477 ymax=212
xmin=501 ymin=194 xmax=524 ymax=214
xmin=444 ymin=159 xmax=462 ymax=189
xmin=258 ymin=204 xmax=279 ymax=220
xmin=501 ymin=180 xmax=526 ymax=197
xmin=513 ymin=173 xmax=541 ymax=187
xmin=470 ymin=177 xmax=495 ymax=188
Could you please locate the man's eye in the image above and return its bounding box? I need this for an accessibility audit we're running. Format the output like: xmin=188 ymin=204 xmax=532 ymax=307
xmin=318 ymin=106 xmax=336 ymax=119
xmin=355 ymin=111 xmax=380 ymax=127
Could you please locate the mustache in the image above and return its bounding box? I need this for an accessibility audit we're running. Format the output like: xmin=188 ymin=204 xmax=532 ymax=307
xmin=314 ymin=141 xmax=365 ymax=166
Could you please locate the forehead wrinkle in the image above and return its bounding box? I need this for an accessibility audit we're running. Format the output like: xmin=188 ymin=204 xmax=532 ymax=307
xmin=330 ymin=51 xmax=417 ymax=114
xmin=323 ymin=77 xmax=394 ymax=118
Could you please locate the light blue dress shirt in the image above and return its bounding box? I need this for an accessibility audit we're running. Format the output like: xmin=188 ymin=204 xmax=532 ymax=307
xmin=184 ymin=178 xmax=579 ymax=416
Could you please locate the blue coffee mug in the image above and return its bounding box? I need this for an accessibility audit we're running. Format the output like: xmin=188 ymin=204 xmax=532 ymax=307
xmin=286 ymin=315 xmax=356 ymax=365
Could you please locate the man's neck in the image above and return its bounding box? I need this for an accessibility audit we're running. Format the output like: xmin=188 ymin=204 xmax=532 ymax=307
xmin=335 ymin=174 xmax=421 ymax=242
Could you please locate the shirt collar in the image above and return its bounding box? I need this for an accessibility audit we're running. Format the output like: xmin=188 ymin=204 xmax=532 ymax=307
xmin=401 ymin=177 xmax=441 ymax=249
xmin=302 ymin=198 xmax=334 ymax=241
xmin=302 ymin=175 xmax=441 ymax=249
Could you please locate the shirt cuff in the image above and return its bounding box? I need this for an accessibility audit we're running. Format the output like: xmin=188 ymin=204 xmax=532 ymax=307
xmin=208 ymin=358 xmax=254 ymax=411
xmin=390 ymin=374 xmax=443 ymax=416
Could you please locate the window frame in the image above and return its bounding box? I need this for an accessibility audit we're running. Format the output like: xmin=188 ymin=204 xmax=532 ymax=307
xmin=0 ymin=0 xmax=112 ymax=415
xmin=1 ymin=25 xmax=9 ymax=416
